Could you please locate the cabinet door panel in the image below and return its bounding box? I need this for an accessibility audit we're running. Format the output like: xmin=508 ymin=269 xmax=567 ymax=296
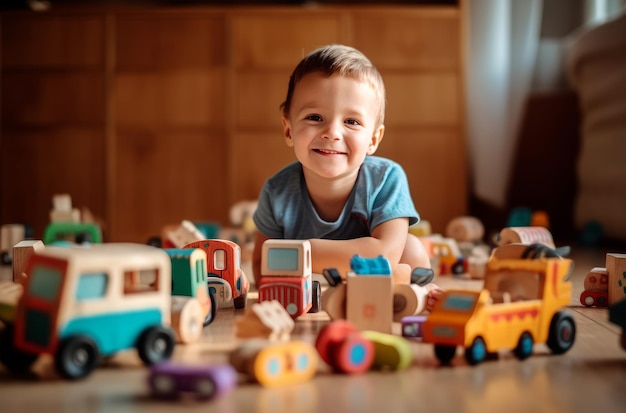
xmin=116 ymin=15 xmax=227 ymax=70
xmin=1 ymin=129 xmax=105 ymax=238
xmin=2 ymin=72 xmax=105 ymax=126
xmin=235 ymin=71 xmax=291 ymax=129
xmin=230 ymin=133 xmax=297 ymax=202
xmin=113 ymin=130 xmax=228 ymax=242
xmin=232 ymin=14 xmax=342 ymax=69
xmin=383 ymin=72 xmax=459 ymax=127
xmin=115 ymin=70 xmax=226 ymax=128
xmin=2 ymin=15 xmax=104 ymax=68
xmin=352 ymin=11 xmax=459 ymax=71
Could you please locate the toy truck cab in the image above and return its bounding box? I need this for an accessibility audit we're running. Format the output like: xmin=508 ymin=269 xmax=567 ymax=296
xmin=431 ymin=238 xmax=467 ymax=275
xmin=423 ymin=246 xmax=576 ymax=365
xmin=183 ymin=239 xmax=249 ymax=309
xmin=0 ymin=243 xmax=176 ymax=379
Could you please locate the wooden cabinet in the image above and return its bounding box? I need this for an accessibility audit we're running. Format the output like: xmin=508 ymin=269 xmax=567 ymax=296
xmin=1 ymin=4 xmax=467 ymax=242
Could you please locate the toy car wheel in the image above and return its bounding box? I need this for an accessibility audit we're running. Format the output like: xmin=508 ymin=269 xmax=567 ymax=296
xmin=233 ymin=292 xmax=247 ymax=310
xmin=322 ymin=268 xmax=343 ymax=286
xmin=150 ymin=373 xmax=177 ymax=398
xmin=546 ymin=311 xmax=576 ymax=354
xmin=335 ymin=333 xmax=374 ymax=374
xmin=0 ymin=324 xmax=39 ymax=374
xmin=465 ymin=336 xmax=487 ymax=365
xmin=195 ymin=377 xmax=217 ymax=399
xmin=203 ymin=291 xmax=218 ymax=326
xmin=308 ymin=281 xmax=321 ymax=313
xmin=1 ymin=252 xmax=12 ymax=266
xmin=513 ymin=332 xmax=534 ymax=360
xmin=54 ymin=335 xmax=99 ymax=380
xmin=410 ymin=267 xmax=435 ymax=286
xmin=434 ymin=345 xmax=456 ymax=365
xmin=137 ymin=326 xmax=176 ymax=366
xmin=452 ymin=261 xmax=465 ymax=275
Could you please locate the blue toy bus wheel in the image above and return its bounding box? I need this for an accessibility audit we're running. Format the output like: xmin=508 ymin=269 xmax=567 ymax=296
xmin=465 ymin=337 xmax=487 ymax=366
xmin=513 ymin=332 xmax=534 ymax=360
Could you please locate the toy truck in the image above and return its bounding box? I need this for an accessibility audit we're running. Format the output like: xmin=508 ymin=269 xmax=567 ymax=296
xmin=183 ymin=239 xmax=250 ymax=310
xmin=166 ymin=248 xmax=217 ymax=326
xmin=257 ymin=239 xmax=321 ymax=318
xmin=0 ymin=243 xmax=177 ymax=379
xmin=423 ymin=244 xmax=576 ymax=365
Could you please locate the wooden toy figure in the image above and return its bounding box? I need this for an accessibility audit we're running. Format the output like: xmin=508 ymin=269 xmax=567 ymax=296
xmin=580 ymin=267 xmax=609 ymax=307
xmin=0 ymin=243 xmax=177 ymax=380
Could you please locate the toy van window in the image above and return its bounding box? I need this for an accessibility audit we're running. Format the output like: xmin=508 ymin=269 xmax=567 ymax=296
xmin=76 ymin=273 xmax=108 ymax=300
xmin=484 ymin=270 xmax=542 ymax=301
xmin=268 ymin=248 xmax=299 ymax=271
xmin=196 ymin=259 xmax=205 ymax=283
xmin=442 ymin=293 xmax=477 ymax=311
xmin=123 ymin=269 xmax=159 ymax=294
xmin=214 ymin=250 xmax=226 ymax=270
xmin=28 ymin=266 xmax=62 ymax=301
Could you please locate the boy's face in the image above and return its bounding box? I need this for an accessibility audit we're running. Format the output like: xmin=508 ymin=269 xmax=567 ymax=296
xmin=282 ymin=72 xmax=384 ymax=182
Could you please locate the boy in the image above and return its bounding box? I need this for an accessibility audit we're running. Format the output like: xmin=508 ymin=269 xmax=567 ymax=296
xmin=252 ymin=44 xmax=441 ymax=309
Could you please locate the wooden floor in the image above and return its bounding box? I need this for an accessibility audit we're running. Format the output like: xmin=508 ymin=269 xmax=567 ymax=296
xmin=1 ymin=243 xmax=626 ymax=413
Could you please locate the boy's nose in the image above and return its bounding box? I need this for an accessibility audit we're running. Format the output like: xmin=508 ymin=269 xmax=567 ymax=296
xmin=322 ymin=122 xmax=342 ymax=140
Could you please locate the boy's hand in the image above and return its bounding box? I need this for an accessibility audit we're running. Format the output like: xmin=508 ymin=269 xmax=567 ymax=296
xmin=424 ymin=283 xmax=444 ymax=313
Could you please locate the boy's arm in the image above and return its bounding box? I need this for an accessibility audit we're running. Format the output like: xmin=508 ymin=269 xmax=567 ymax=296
xmin=309 ymin=217 xmax=410 ymax=275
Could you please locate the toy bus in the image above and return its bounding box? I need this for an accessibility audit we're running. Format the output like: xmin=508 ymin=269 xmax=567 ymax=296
xmin=423 ymin=244 xmax=576 ymax=366
xmin=166 ymin=248 xmax=217 ymax=325
xmin=257 ymin=239 xmax=321 ymax=318
xmin=0 ymin=243 xmax=177 ymax=380
xmin=183 ymin=239 xmax=249 ymax=309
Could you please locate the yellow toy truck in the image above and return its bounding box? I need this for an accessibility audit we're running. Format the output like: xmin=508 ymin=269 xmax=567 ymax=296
xmin=423 ymin=244 xmax=576 ymax=365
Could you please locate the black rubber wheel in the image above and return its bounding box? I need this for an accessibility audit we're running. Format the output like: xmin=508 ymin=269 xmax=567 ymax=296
xmin=136 ymin=326 xmax=176 ymax=366
xmin=322 ymin=268 xmax=343 ymax=286
xmin=1 ymin=252 xmax=12 ymax=266
xmin=233 ymin=292 xmax=247 ymax=310
xmin=434 ymin=345 xmax=456 ymax=365
xmin=0 ymin=324 xmax=38 ymax=374
xmin=546 ymin=311 xmax=576 ymax=354
xmin=54 ymin=335 xmax=100 ymax=380
xmin=203 ymin=291 xmax=218 ymax=326
xmin=513 ymin=332 xmax=534 ymax=360
xmin=410 ymin=267 xmax=435 ymax=286
xmin=308 ymin=280 xmax=322 ymax=313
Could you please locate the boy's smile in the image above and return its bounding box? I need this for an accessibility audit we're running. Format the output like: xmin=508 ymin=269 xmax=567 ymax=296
xmin=282 ymin=72 xmax=384 ymax=183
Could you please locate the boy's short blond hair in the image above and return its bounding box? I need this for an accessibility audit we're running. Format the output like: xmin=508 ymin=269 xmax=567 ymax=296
xmin=280 ymin=44 xmax=386 ymax=125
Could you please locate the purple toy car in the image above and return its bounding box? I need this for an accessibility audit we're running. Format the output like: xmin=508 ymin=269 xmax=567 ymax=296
xmin=148 ymin=362 xmax=237 ymax=400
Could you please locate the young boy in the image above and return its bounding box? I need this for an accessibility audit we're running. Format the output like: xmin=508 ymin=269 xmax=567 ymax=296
xmin=252 ymin=44 xmax=441 ymax=309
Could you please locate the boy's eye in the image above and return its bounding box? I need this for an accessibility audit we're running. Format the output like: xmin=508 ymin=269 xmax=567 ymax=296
xmin=306 ymin=115 xmax=322 ymax=122
xmin=346 ymin=119 xmax=360 ymax=126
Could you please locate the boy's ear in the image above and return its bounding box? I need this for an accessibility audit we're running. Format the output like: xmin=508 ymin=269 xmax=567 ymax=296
xmin=367 ymin=124 xmax=385 ymax=155
xmin=282 ymin=117 xmax=294 ymax=147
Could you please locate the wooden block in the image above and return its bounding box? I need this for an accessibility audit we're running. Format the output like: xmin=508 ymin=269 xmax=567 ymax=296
xmin=321 ymin=283 xmax=347 ymax=320
xmin=12 ymin=240 xmax=44 ymax=282
xmin=235 ymin=300 xmax=294 ymax=341
xmin=392 ymin=283 xmax=428 ymax=321
xmin=607 ymin=253 xmax=626 ymax=305
xmin=346 ymin=272 xmax=393 ymax=333
xmin=170 ymin=295 xmax=204 ymax=344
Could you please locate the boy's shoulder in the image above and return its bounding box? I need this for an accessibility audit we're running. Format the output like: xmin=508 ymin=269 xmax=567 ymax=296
xmin=265 ymin=162 xmax=302 ymax=187
xmin=361 ymin=156 xmax=403 ymax=175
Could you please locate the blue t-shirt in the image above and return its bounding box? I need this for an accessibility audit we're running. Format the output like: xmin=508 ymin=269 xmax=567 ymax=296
xmin=253 ymin=156 xmax=419 ymax=240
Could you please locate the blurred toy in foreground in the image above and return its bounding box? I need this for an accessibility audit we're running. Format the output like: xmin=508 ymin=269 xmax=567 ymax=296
xmin=229 ymin=339 xmax=317 ymax=387
xmin=44 ymin=193 xmax=103 ymax=245
xmin=423 ymin=243 xmax=576 ymax=366
xmin=1 ymin=223 xmax=27 ymax=265
xmin=148 ymin=362 xmax=237 ymax=400
xmin=235 ymin=300 xmax=294 ymax=341
xmin=609 ymin=298 xmax=626 ymax=351
xmin=315 ymin=320 xmax=374 ymax=374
